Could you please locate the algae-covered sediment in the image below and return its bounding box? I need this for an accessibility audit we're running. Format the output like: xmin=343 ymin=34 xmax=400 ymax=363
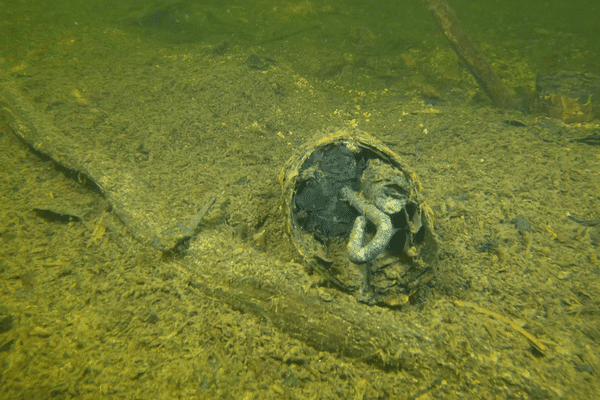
xmin=1 ymin=1 xmax=599 ymax=398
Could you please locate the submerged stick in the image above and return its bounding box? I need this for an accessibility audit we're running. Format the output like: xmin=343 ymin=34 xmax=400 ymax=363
xmin=425 ymin=0 xmax=517 ymax=109
xmin=453 ymin=300 xmax=547 ymax=354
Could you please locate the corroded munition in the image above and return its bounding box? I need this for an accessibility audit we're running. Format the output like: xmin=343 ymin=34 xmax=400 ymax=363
xmin=280 ymin=128 xmax=438 ymax=306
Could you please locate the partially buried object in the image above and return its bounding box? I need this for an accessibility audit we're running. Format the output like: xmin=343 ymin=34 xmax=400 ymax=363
xmin=280 ymin=128 xmax=438 ymax=306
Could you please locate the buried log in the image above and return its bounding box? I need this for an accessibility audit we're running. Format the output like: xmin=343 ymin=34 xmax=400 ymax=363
xmin=180 ymin=253 xmax=439 ymax=367
xmin=424 ymin=0 xmax=517 ymax=109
